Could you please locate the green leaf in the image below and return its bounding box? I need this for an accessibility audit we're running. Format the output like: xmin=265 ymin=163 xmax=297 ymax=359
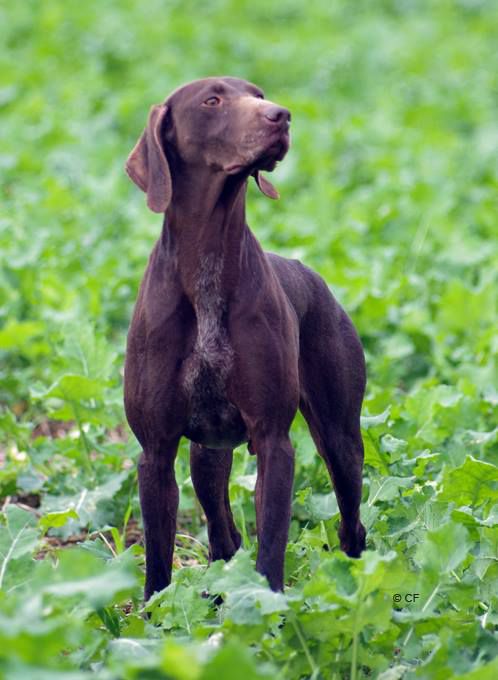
xmin=456 ymin=657 xmax=498 ymax=679
xmin=0 ymin=321 xmax=43 ymax=350
xmin=363 ymin=433 xmax=390 ymax=473
xmin=464 ymin=427 xmax=498 ymax=447
xmin=0 ymin=506 xmax=39 ymax=590
xmin=367 ymin=476 xmax=415 ymax=505
xmin=361 ymin=406 xmax=391 ymax=430
xmin=1 ymin=666 xmax=92 ymax=679
xmin=208 ymin=551 xmax=288 ymax=624
xmin=351 ymin=550 xmax=398 ymax=597
xmin=438 ymin=279 xmax=496 ymax=332
xmin=200 ymin=640 xmax=272 ymax=680
xmin=415 ymin=520 xmax=470 ymax=575
xmin=40 ymin=471 xmax=132 ymax=535
xmin=39 ymin=509 xmax=79 ymax=532
xmin=380 ymin=434 xmax=407 ymax=458
xmin=97 ymin=606 xmax=121 ymax=638
xmin=147 ymin=583 xmax=211 ymax=631
xmin=160 ymin=640 xmax=202 ymax=680
xmin=224 ymin=582 xmax=288 ymax=625
xmin=41 ymin=548 xmax=138 ymax=608
xmin=439 ymin=456 xmax=498 ymax=510
xmin=474 ymin=527 xmax=498 ymax=580
xmin=31 ymin=374 xmax=105 ymax=402
xmin=294 ymin=488 xmax=339 ymax=521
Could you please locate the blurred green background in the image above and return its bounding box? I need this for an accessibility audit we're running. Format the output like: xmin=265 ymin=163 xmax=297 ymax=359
xmin=1 ymin=1 xmax=497 ymax=678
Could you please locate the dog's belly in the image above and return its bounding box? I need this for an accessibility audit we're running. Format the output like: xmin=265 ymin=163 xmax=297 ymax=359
xmin=182 ymin=359 xmax=247 ymax=449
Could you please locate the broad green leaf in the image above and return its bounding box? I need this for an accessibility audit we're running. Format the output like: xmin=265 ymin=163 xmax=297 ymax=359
xmin=464 ymin=427 xmax=498 ymax=447
xmin=107 ymin=637 xmax=159 ymax=665
xmin=148 ymin=583 xmax=211 ymax=631
xmin=39 ymin=509 xmax=79 ymax=532
xmin=438 ymin=279 xmax=496 ymax=332
xmin=160 ymin=640 xmax=202 ymax=680
xmin=200 ymin=640 xmax=272 ymax=680
xmin=380 ymin=434 xmax=407 ymax=458
xmin=361 ymin=407 xmax=391 ymax=430
xmin=377 ymin=665 xmax=410 ymax=680
xmin=294 ymin=488 xmax=339 ymax=521
xmin=415 ymin=521 xmax=470 ymax=575
xmin=0 ymin=321 xmax=43 ymax=350
xmin=438 ymin=456 xmax=498 ymax=510
xmin=207 ymin=551 xmax=288 ymax=624
xmin=473 ymin=527 xmax=498 ymax=580
xmin=40 ymin=470 xmax=132 ymax=535
xmin=40 ymin=548 xmax=138 ymax=608
xmin=2 ymin=665 xmax=91 ymax=679
xmin=232 ymin=474 xmax=257 ymax=492
xmin=0 ymin=506 xmax=39 ymax=590
xmin=367 ymin=476 xmax=415 ymax=505
xmin=31 ymin=374 xmax=105 ymax=402
xmin=224 ymin=583 xmax=288 ymax=625
xmin=363 ymin=433 xmax=390 ymax=473
xmin=457 ymin=657 xmax=498 ymax=680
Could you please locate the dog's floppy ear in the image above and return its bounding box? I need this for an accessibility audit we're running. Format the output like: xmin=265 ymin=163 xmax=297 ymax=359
xmin=252 ymin=170 xmax=279 ymax=200
xmin=125 ymin=104 xmax=172 ymax=213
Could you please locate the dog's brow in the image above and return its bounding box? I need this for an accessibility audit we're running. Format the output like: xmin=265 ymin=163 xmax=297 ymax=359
xmin=211 ymin=84 xmax=227 ymax=95
xmin=249 ymin=87 xmax=264 ymax=98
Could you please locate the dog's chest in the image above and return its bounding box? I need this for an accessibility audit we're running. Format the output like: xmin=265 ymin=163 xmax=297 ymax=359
xmin=183 ymin=254 xmax=233 ymax=383
xmin=181 ymin=255 xmax=246 ymax=448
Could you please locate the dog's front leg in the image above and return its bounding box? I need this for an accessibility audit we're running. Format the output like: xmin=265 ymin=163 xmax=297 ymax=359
xmin=253 ymin=433 xmax=295 ymax=591
xmin=138 ymin=441 xmax=179 ymax=601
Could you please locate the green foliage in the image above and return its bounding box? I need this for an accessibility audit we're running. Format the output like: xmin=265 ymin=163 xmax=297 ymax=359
xmin=1 ymin=0 xmax=497 ymax=677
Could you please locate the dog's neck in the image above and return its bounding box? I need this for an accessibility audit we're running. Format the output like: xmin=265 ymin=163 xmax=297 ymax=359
xmin=160 ymin=167 xmax=252 ymax=300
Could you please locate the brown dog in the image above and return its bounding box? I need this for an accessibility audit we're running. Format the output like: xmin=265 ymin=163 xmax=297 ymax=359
xmin=124 ymin=77 xmax=366 ymax=601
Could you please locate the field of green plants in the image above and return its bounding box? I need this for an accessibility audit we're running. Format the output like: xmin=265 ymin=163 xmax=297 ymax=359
xmin=1 ymin=1 xmax=497 ymax=678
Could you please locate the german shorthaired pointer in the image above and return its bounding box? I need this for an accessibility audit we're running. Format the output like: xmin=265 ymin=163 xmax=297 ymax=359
xmin=124 ymin=77 xmax=366 ymax=600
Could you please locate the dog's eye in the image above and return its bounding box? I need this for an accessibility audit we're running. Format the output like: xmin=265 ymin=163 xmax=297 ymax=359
xmin=255 ymin=93 xmax=264 ymax=99
xmin=203 ymin=96 xmax=221 ymax=107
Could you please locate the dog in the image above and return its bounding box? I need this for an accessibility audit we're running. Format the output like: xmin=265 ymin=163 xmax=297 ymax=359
xmin=124 ymin=77 xmax=366 ymax=600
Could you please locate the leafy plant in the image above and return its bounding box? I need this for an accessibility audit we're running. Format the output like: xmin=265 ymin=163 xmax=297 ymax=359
xmin=1 ymin=0 xmax=497 ymax=677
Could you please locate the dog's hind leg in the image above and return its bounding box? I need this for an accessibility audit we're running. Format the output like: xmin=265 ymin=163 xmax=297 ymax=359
xmin=190 ymin=443 xmax=241 ymax=561
xmin=299 ymin=293 xmax=367 ymax=557
xmin=300 ymin=404 xmax=366 ymax=556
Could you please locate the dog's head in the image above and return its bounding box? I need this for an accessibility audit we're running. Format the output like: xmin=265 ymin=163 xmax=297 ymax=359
xmin=125 ymin=77 xmax=291 ymax=212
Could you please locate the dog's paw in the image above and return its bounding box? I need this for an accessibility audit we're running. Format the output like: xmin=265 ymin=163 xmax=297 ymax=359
xmin=339 ymin=521 xmax=366 ymax=558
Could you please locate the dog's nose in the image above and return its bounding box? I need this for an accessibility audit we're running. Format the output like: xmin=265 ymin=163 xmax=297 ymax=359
xmin=264 ymin=105 xmax=291 ymax=124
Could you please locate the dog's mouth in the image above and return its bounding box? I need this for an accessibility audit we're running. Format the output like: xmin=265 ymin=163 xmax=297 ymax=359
xmin=225 ymin=125 xmax=290 ymax=175
xmin=256 ymin=127 xmax=290 ymax=169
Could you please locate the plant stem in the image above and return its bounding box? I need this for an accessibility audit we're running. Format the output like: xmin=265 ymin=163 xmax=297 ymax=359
xmin=350 ymin=582 xmax=366 ymax=680
xmin=71 ymin=400 xmax=94 ymax=477
xmin=290 ymin=615 xmax=319 ymax=678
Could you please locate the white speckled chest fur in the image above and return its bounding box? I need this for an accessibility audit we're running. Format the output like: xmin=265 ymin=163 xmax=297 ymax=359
xmin=182 ymin=253 xmax=246 ymax=447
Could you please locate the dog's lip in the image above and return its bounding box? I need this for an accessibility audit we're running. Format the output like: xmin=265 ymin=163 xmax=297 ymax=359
xmin=265 ymin=125 xmax=290 ymax=150
xmin=269 ymin=123 xmax=290 ymax=140
xmin=224 ymin=163 xmax=246 ymax=174
xmin=224 ymin=128 xmax=290 ymax=175
xmin=265 ymin=129 xmax=290 ymax=157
